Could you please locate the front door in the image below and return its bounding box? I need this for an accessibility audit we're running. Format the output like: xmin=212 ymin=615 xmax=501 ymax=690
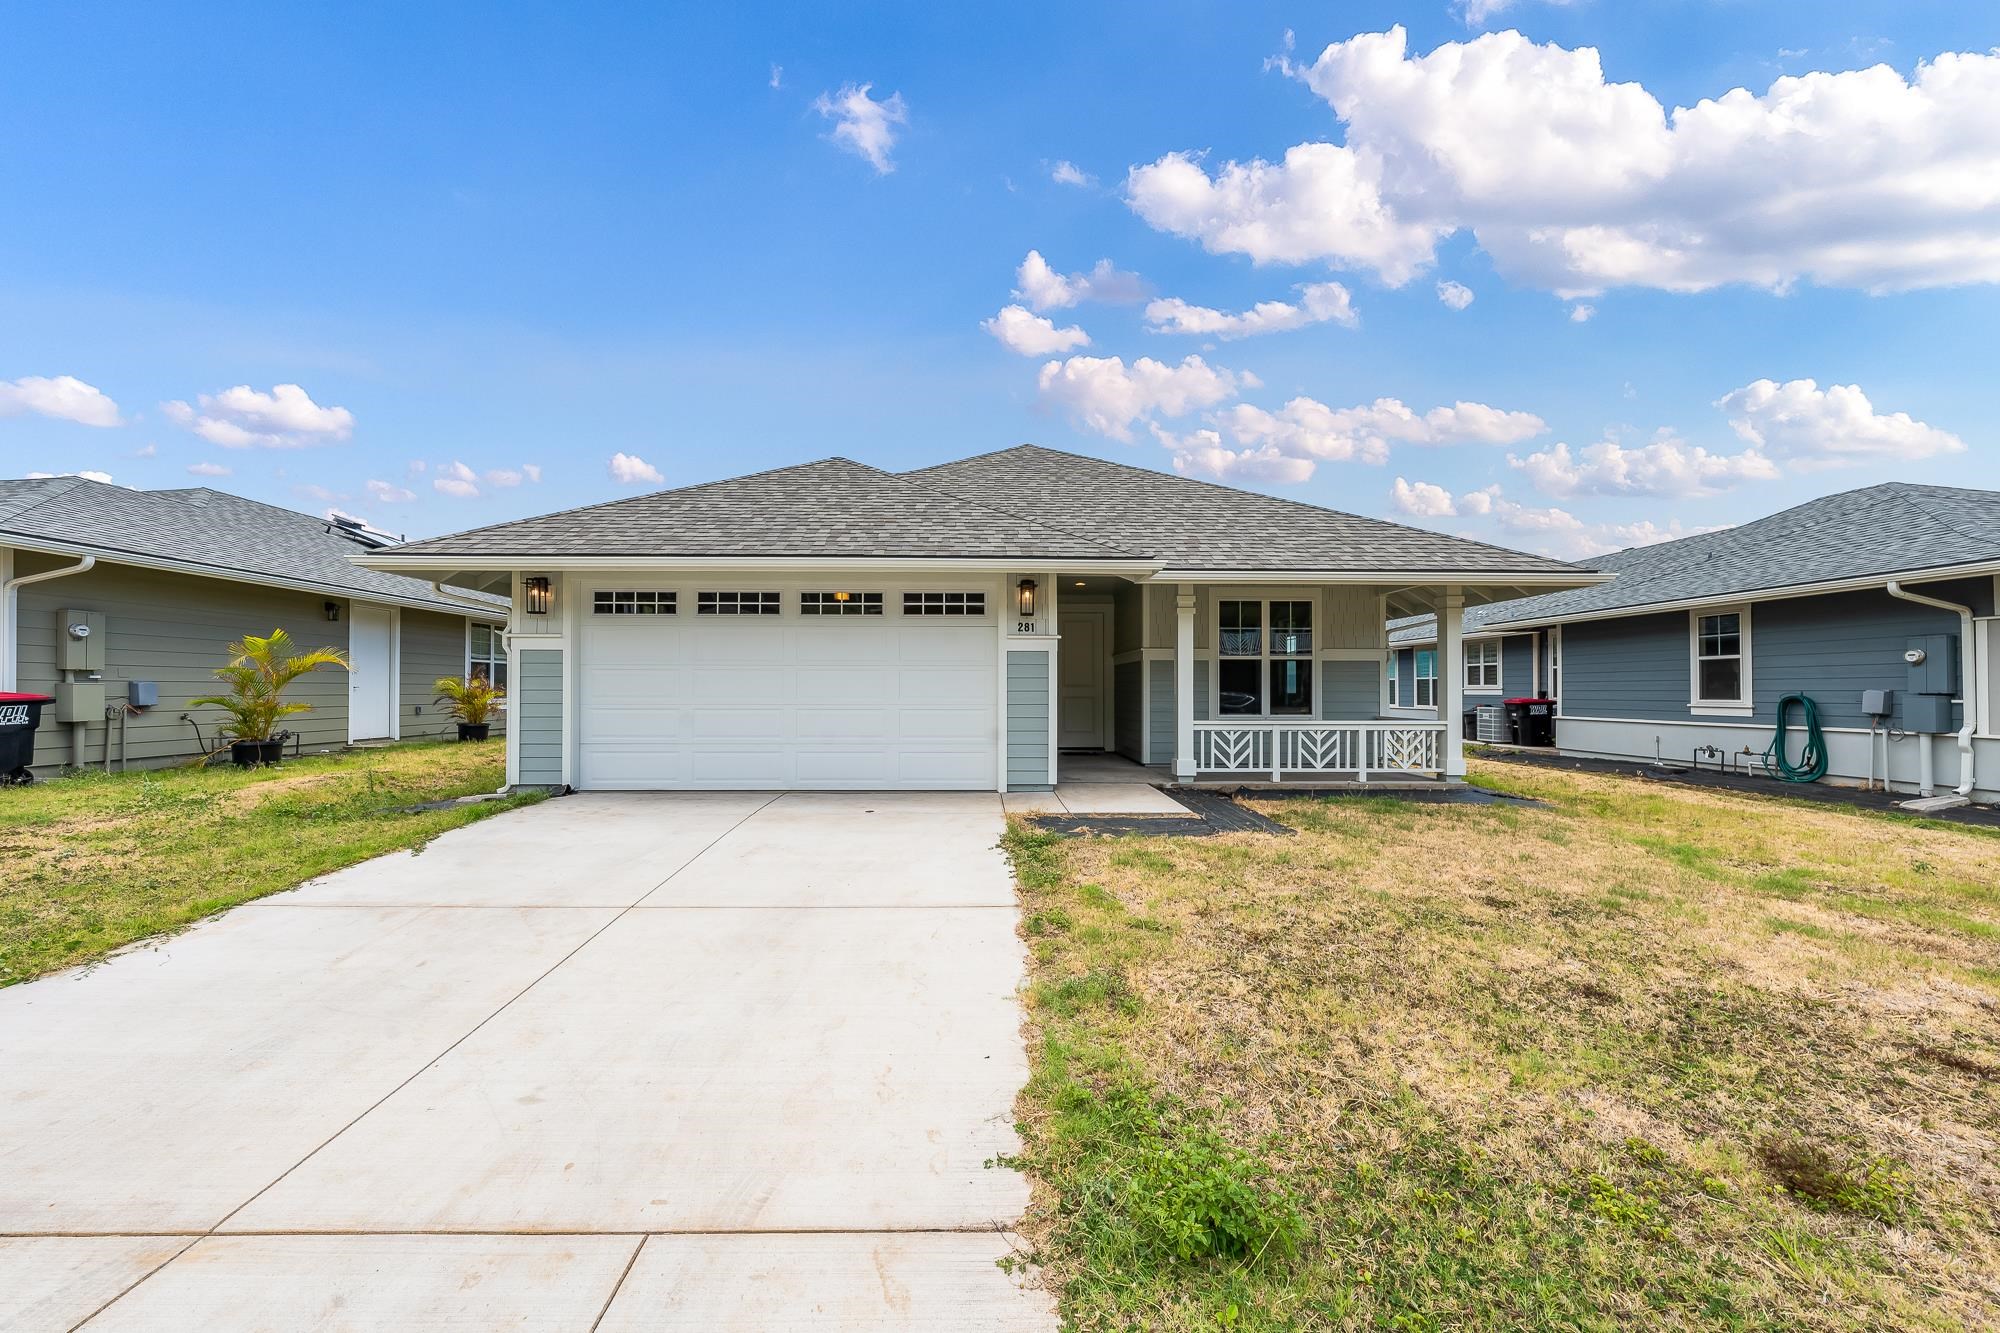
xmin=347 ymin=603 xmax=395 ymax=741
xmin=1057 ymin=605 xmax=1108 ymax=750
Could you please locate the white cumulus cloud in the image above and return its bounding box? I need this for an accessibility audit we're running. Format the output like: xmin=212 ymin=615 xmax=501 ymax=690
xmin=1146 ymin=27 xmax=2000 ymax=295
xmin=0 ymin=375 xmax=122 ymax=427
xmin=1401 ymin=479 xmax=1722 ymax=559
xmin=813 ymin=82 xmax=907 ymax=174
xmin=433 ymin=460 xmax=481 ymax=498
xmin=1153 ymin=427 xmax=1318 ymax=485
xmin=1126 ymin=144 xmax=1443 ymax=286
xmin=162 ymin=383 xmax=353 ymax=449
xmin=609 ymin=452 xmax=665 ymax=485
xmin=1510 ymin=434 xmax=1780 ymax=498
xmin=186 ymin=461 xmax=232 ymax=477
xmin=1436 ymin=280 xmax=1475 ymax=310
xmin=1013 ymin=250 xmax=1147 ymax=311
xmin=365 ymin=478 xmax=416 ymax=502
xmin=1144 ymin=281 xmax=1357 ymax=338
xmin=26 ymin=468 xmax=115 ymax=484
xmin=1718 ymin=378 xmax=1966 ymax=467
xmin=1390 ymin=476 xmax=1460 ymax=516
xmin=1159 ymin=395 xmax=1544 ymax=482
xmin=1036 ymin=354 xmax=1243 ymax=441
xmin=983 ymin=305 xmax=1092 ymax=357
xmin=1050 ymin=160 xmax=1094 ymax=187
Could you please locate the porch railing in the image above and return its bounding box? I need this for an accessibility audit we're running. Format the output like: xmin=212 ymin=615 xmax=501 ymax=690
xmin=1191 ymin=720 xmax=1446 ymax=782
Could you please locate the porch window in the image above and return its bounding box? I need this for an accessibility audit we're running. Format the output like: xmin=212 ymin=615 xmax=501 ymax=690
xmin=1692 ymin=607 xmax=1750 ymax=709
xmin=1465 ymin=639 xmax=1500 ymax=690
xmin=1415 ymin=649 xmax=1437 ymax=708
xmin=468 ymin=623 xmax=507 ymax=689
xmin=1386 ymin=651 xmax=1399 ymax=704
xmin=1218 ymin=599 xmax=1313 ymax=716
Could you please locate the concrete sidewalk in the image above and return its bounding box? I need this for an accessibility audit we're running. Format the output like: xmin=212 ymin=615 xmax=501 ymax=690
xmin=0 ymin=792 xmax=1055 ymax=1331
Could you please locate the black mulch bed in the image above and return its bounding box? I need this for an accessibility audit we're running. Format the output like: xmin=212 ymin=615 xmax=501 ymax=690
xmin=1226 ymin=783 xmax=1549 ymax=808
xmin=1480 ymin=748 xmax=2000 ymax=830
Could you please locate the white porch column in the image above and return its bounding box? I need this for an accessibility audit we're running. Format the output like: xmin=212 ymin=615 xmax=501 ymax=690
xmin=1437 ymin=589 xmax=1467 ymax=779
xmin=1173 ymin=584 xmax=1196 ymax=781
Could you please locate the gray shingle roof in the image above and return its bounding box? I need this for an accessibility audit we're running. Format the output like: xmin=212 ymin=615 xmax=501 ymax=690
xmin=0 ymin=477 xmax=506 ymax=614
xmin=383 ymin=458 xmax=1140 ymax=561
xmin=1389 ymin=482 xmax=2000 ymax=641
xmin=907 ymin=446 xmax=1590 ymax=575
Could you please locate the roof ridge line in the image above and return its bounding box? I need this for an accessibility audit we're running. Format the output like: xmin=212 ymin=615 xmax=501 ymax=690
xmin=894 ymin=463 xmax=1145 ymax=560
xmin=1880 ymin=482 xmax=2000 ymax=551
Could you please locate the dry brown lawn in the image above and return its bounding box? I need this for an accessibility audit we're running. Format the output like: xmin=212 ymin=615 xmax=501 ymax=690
xmin=1002 ymin=758 xmax=2000 ymax=1331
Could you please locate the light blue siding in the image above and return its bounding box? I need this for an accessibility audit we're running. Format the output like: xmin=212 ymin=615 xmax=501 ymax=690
xmin=1147 ymin=657 xmax=1208 ymax=764
xmin=1501 ymin=635 xmax=1535 ymax=698
xmin=1320 ymin=660 xmax=1379 ymax=719
xmin=515 ymin=649 xmax=564 ymax=787
xmin=1006 ymin=650 xmax=1051 ymax=791
xmin=1393 ymin=648 xmax=1417 ymax=707
xmin=1114 ymin=659 xmax=1143 ymax=762
xmin=1564 ymin=579 xmax=1989 ymax=730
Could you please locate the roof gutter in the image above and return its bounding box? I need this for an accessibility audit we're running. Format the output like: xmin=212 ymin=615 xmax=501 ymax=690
xmin=2 ymin=554 xmax=95 ymax=692
xmin=354 ymin=554 xmax=1164 ymax=576
xmin=1886 ymin=580 xmax=1977 ymax=798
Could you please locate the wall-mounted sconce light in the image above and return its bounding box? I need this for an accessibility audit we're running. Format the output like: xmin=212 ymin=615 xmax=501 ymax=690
xmin=832 ymin=590 xmax=852 ymax=603
xmin=524 ymin=576 xmax=553 ymax=616
xmin=324 ymin=600 xmax=341 ymax=622
xmin=1017 ymin=578 xmax=1037 ymax=618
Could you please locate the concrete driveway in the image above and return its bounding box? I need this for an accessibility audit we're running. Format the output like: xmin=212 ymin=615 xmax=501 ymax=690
xmin=0 ymin=792 xmax=1055 ymax=1331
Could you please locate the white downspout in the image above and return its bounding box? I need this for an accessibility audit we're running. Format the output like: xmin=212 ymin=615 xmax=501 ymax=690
xmin=3 ymin=555 xmax=97 ymax=692
xmin=1886 ymin=580 xmax=1976 ymax=798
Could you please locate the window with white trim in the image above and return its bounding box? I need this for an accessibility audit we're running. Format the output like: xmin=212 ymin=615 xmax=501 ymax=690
xmin=1415 ymin=649 xmax=1437 ymax=708
xmin=903 ymin=591 xmax=985 ymax=616
xmin=1386 ymin=651 xmax=1400 ymax=704
xmin=1465 ymin=639 xmax=1501 ymax=690
xmin=1217 ymin=598 xmax=1313 ymax=716
xmin=1692 ymin=608 xmax=1749 ymax=708
xmin=592 ymin=590 xmax=676 ymax=615
xmin=468 ymin=622 xmax=507 ymax=689
xmin=697 ymin=591 xmax=780 ymax=615
xmin=801 ymin=591 xmax=883 ymax=616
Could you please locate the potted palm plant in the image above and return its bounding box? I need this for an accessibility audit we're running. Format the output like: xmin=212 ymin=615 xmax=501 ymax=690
xmin=190 ymin=629 xmax=350 ymax=766
xmin=434 ymin=674 xmax=503 ymax=741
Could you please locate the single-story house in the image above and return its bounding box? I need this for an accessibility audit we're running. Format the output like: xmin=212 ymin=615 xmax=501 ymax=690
xmin=355 ymin=446 xmax=1605 ymax=793
xmin=1 ymin=477 xmax=511 ymax=774
xmin=1387 ymin=482 xmax=2000 ymax=803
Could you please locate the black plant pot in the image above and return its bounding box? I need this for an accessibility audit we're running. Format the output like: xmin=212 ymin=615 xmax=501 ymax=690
xmin=457 ymin=722 xmax=491 ymax=742
xmin=232 ymin=739 xmax=285 ymax=767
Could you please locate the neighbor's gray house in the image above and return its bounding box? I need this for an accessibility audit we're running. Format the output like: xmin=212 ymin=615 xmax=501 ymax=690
xmin=353 ymin=446 xmax=1605 ymax=793
xmin=0 ymin=477 xmax=510 ymax=774
xmin=1388 ymin=482 xmax=2000 ymax=802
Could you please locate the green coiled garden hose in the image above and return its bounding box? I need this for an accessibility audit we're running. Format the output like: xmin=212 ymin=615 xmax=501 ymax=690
xmin=1762 ymin=693 xmax=1829 ymax=783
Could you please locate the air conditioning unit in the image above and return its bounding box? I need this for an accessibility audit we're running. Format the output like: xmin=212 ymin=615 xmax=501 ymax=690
xmin=1475 ymin=705 xmax=1508 ymax=743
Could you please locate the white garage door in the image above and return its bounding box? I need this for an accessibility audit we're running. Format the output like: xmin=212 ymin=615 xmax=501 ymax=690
xmin=577 ymin=590 xmax=999 ymax=790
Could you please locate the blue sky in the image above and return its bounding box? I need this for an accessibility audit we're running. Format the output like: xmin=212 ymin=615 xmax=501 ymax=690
xmin=2 ymin=1 xmax=1996 ymax=558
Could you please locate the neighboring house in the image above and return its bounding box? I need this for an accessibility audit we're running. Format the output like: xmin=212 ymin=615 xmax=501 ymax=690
xmin=1388 ymin=482 xmax=2000 ymax=802
xmin=355 ymin=446 xmax=1603 ymax=793
xmin=0 ymin=478 xmax=511 ymax=774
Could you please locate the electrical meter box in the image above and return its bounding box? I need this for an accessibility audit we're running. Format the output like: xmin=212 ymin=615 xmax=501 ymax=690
xmin=54 ymin=680 xmax=106 ymax=723
xmin=57 ymin=609 xmax=106 ymax=673
xmin=1904 ymin=633 xmax=1958 ymax=696
xmin=1901 ymin=692 xmax=1954 ymax=734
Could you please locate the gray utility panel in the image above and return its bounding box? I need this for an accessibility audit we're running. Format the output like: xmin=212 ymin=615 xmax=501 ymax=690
xmin=1904 ymin=633 xmax=1958 ymax=697
xmin=59 ymin=608 xmax=106 ymax=673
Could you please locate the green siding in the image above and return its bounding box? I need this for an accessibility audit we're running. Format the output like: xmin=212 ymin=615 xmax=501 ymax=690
xmin=516 ymin=648 xmax=565 ymax=787
xmin=1147 ymin=657 xmax=1207 ymax=765
xmin=1006 ymin=649 xmax=1051 ymax=791
xmin=1319 ymin=660 xmax=1380 ymax=719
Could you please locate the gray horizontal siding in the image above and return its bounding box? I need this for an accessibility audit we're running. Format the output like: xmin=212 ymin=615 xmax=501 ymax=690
xmin=1006 ymin=650 xmax=1051 ymax=790
xmin=515 ymin=649 xmax=564 ymax=786
xmin=1148 ymin=657 xmax=1208 ymax=764
xmin=14 ymin=554 xmax=350 ymax=770
xmin=1564 ymin=580 xmax=1988 ymax=730
xmin=1501 ymin=635 xmax=1534 ymax=698
xmin=399 ymin=610 xmax=505 ymax=742
xmin=1320 ymin=660 xmax=1380 ymax=719
xmin=1114 ymin=658 xmax=1143 ymax=763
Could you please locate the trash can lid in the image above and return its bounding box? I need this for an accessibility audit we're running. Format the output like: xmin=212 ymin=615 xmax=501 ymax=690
xmin=1503 ymin=696 xmax=1554 ymax=705
xmin=0 ymin=691 xmax=53 ymax=702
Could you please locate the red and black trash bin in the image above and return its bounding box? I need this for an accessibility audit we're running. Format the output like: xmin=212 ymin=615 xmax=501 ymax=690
xmin=1504 ymin=696 xmax=1557 ymax=747
xmin=0 ymin=692 xmax=54 ymax=784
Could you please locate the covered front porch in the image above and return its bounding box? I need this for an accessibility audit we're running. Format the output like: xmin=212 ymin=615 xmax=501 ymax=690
xmin=1037 ymin=574 xmax=1494 ymax=789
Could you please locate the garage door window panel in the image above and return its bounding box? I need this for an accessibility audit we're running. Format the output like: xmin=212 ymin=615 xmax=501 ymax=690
xmin=698 ymin=591 xmax=781 ymax=616
xmin=592 ymin=590 xmax=676 ymax=616
xmin=801 ymin=591 xmax=884 ymax=616
xmin=903 ymin=592 xmax=986 ymax=616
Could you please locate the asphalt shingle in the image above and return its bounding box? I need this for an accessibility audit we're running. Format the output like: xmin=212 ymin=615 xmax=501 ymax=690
xmin=0 ymin=478 xmax=506 ymax=614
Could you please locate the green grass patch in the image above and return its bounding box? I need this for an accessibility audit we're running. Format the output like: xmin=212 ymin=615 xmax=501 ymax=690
xmin=0 ymin=740 xmax=534 ymax=984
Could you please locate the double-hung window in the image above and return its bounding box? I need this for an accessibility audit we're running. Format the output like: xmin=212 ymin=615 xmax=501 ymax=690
xmin=1465 ymin=639 xmax=1501 ymax=691
xmin=1691 ymin=607 xmax=1751 ymax=711
xmin=1217 ymin=598 xmax=1313 ymax=716
xmin=1414 ymin=649 xmax=1437 ymax=708
xmin=468 ymin=623 xmax=507 ymax=689
xmin=1386 ymin=651 xmax=1400 ymax=706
